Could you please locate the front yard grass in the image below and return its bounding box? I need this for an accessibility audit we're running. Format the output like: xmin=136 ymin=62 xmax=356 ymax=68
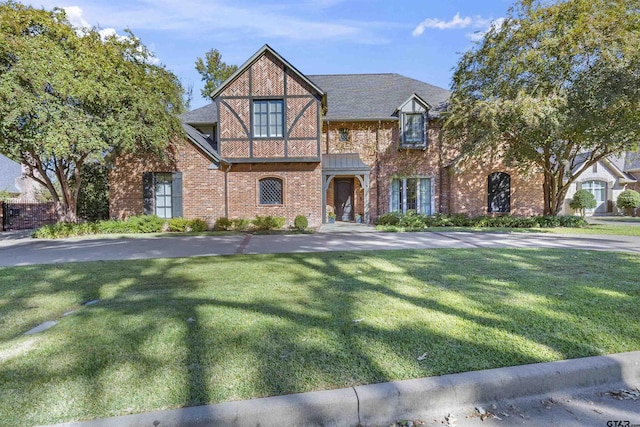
xmin=412 ymin=224 xmax=640 ymax=236
xmin=1 ymin=249 xmax=639 ymax=426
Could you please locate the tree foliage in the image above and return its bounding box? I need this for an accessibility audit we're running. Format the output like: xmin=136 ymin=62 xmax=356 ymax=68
xmin=569 ymin=189 xmax=596 ymax=217
xmin=195 ymin=49 xmax=238 ymax=101
xmin=444 ymin=0 xmax=640 ymax=215
xmin=0 ymin=1 xmax=185 ymax=221
xmin=616 ymin=189 xmax=640 ymax=213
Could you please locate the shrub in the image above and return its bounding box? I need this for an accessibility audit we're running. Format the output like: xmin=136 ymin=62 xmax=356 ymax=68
xmin=252 ymin=215 xmax=286 ymax=231
xmin=97 ymin=219 xmax=131 ymax=234
xmin=215 ymin=217 xmax=232 ymax=230
xmin=616 ymin=189 xmax=640 ymax=215
xmin=294 ymin=214 xmax=308 ymax=230
xmin=32 ymin=222 xmax=99 ymax=238
xmin=189 ymin=218 xmax=208 ymax=232
xmin=375 ymin=212 xmax=402 ymax=226
xmin=398 ymin=210 xmax=427 ymax=229
xmin=125 ymin=214 xmax=165 ymax=233
xmin=76 ymin=163 xmax=109 ymax=222
xmin=558 ymin=215 xmax=588 ymax=228
xmin=231 ymin=218 xmax=251 ymax=231
xmin=570 ymin=189 xmax=597 ymax=217
xmin=167 ymin=217 xmax=190 ymax=232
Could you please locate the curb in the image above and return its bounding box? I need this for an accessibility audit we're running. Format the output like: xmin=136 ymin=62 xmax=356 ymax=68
xmin=44 ymin=351 xmax=640 ymax=427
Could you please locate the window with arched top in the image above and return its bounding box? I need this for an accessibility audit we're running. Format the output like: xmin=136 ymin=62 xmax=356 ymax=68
xmin=259 ymin=177 xmax=283 ymax=205
xmin=487 ymin=172 xmax=510 ymax=213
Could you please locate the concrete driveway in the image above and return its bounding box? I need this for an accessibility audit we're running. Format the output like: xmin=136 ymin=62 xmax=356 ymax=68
xmin=1 ymin=230 xmax=639 ymax=267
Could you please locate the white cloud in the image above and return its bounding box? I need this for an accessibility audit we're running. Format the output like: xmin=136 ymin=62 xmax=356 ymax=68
xmin=412 ymin=13 xmax=506 ymax=42
xmin=27 ymin=0 xmax=395 ymax=45
xmin=412 ymin=12 xmax=472 ymax=36
xmin=63 ymin=6 xmax=90 ymax=29
xmin=467 ymin=17 xmax=506 ymax=42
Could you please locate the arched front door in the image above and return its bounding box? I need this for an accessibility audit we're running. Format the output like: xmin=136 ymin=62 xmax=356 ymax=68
xmin=334 ymin=178 xmax=354 ymax=221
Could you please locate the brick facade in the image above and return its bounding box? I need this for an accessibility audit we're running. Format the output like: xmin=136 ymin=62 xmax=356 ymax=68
xmin=446 ymin=159 xmax=544 ymax=217
xmin=109 ymin=45 xmax=548 ymax=230
xmin=321 ymin=120 xmax=544 ymax=221
xmin=110 ymin=140 xmax=227 ymax=227
xmin=227 ymin=163 xmax=322 ymax=226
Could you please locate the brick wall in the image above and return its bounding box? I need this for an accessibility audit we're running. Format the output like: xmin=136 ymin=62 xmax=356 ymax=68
xmin=109 ymin=140 xmax=227 ymax=228
xmin=322 ymin=120 xmax=445 ymax=222
xmin=227 ymin=162 xmax=322 ymax=227
xmin=446 ymin=157 xmax=545 ymax=216
xmin=110 ymin=139 xmax=323 ymax=228
xmin=322 ymin=120 xmax=545 ymax=219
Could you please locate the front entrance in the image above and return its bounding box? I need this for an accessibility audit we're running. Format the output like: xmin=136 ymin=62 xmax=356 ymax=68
xmin=582 ymin=180 xmax=607 ymax=214
xmin=334 ymin=178 xmax=354 ymax=221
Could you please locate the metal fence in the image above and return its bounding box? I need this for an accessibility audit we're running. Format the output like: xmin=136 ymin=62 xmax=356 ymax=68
xmin=1 ymin=200 xmax=57 ymax=231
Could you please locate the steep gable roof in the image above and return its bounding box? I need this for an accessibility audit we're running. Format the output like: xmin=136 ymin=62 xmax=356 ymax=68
xmin=308 ymin=73 xmax=450 ymax=121
xmin=181 ymin=123 xmax=221 ymax=163
xmin=211 ymin=44 xmax=324 ymax=100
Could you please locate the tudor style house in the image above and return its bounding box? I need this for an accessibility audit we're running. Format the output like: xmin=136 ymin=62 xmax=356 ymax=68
xmin=110 ymin=44 xmax=636 ymax=227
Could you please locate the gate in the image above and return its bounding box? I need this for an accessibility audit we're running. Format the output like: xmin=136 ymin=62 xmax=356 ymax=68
xmin=1 ymin=201 xmax=57 ymax=231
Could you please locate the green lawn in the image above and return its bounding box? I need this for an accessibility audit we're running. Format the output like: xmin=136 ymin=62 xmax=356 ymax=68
xmin=417 ymin=223 xmax=640 ymax=236
xmin=1 ymin=249 xmax=639 ymax=426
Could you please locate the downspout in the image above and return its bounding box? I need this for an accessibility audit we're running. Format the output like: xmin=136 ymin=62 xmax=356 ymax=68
xmin=224 ymin=163 xmax=232 ymax=218
xmin=326 ymin=121 xmax=330 ymax=153
xmin=376 ymin=120 xmax=381 ymax=219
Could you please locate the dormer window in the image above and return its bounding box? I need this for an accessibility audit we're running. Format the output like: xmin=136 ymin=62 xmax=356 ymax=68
xmin=403 ymin=113 xmax=424 ymax=145
xmin=396 ymin=94 xmax=430 ymax=149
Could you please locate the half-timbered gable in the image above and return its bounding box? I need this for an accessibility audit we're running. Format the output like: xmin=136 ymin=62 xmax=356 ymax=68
xmin=213 ymin=45 xmax=323 ymax=162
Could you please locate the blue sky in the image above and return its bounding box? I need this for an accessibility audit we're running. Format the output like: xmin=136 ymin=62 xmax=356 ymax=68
xmin=26 ymin=0 xmax=513 ymax=110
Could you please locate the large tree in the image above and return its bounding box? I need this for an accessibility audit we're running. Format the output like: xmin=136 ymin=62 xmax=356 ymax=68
xmin=195 ymin=49 xmax=238 ymax=101
xmin=444 ymin=0 xmax=640 ymax=215
xmin=0 ymin=2 xmax=184 ymax=221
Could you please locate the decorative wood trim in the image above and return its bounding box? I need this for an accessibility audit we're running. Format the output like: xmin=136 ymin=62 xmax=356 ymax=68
xmin=286 ymin=98 xmax=315 ymax=139
xmin=226 ymin=157 xmax=321 ymax=164
xmin=219 ymin=99 xmax=250 ymax=139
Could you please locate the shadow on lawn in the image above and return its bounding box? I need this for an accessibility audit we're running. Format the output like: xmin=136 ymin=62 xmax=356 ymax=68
xmin=0 ymin=249 xmax=638 ymax=426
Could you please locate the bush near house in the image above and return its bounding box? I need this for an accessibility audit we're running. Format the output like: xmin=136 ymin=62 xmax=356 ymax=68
xmin=570 ymin=189 xmax=597 ymax=217
xmin=32 ymin=215 xmax=209 ymax=238
xmin=375 ymin=212 xmax=587 ymax=230
xmin=616 ymin=189 xmax=640 ymax=215
xmin=251 ymin=216 xmax=286 ymax=231
xmin=294 ymin=214 xmax=308 ymax=230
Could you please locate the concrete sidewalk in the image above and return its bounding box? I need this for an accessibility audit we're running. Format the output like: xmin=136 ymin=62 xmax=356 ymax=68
xmin=1 ymin=230 xmax=639 ymax=267
xmin=44 ymin=351 xmax=640 ymax=427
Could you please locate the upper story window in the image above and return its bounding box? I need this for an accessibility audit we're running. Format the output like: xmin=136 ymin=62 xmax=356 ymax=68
xmin=402 ymin=113 xmax=425 ymax=146
xmin=254 ymin=100 xmax=284 ymax=138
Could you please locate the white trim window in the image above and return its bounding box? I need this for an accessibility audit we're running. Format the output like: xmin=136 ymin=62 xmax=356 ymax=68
xmin=391 ymin=177 xmax=431 ymax=215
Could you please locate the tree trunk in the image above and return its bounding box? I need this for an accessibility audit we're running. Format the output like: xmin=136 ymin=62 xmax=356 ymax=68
xmin=55 ymin=200 xmax=78 ymax=223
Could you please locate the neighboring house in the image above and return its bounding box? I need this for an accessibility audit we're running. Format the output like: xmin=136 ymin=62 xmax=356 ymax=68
xmin=562 ymin=151 xmax=640 ymax=215
xmin=0 ymin=153 xmax=40 ymax=200
xmin=109 ymin=44 xmax=544 ymax=227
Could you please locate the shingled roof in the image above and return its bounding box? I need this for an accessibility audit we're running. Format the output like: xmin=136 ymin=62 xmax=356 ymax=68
xmin=180 ymin=103 xmax=217 ymax=125
xmin=180 ymin=73 xmax=451 ymax=126
xmin=308 ymin=73 xmax=450 ymax=121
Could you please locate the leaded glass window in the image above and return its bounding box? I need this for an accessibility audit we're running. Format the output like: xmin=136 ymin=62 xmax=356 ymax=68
xmin=259 ymin=178 xmax=283 ymax=205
